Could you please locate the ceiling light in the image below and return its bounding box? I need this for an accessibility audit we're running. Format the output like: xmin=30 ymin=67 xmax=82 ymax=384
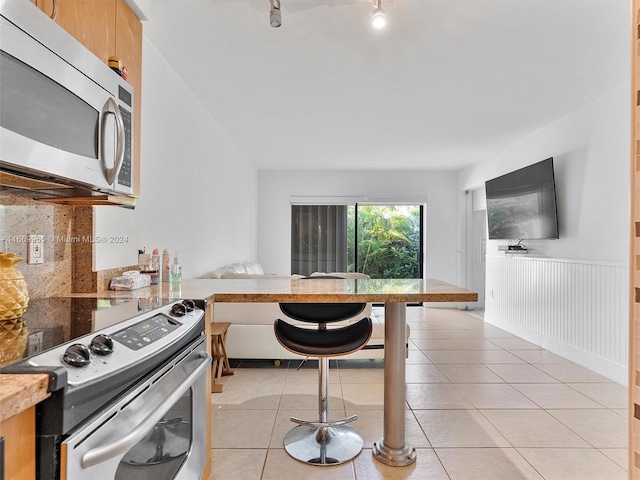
xmin=270 ymin=0 xmax=281 ymax=28
xmin=372 ymin=0 xmax=386 ymax=29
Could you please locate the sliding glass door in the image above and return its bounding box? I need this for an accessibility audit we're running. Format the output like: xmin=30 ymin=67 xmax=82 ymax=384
xmin=350 ymin=204 xmax=423 ymax=279
xmin=291 ymin=203 xmax=424 ymax=279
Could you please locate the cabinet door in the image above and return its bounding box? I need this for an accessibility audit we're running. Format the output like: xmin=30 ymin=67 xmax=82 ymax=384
xmin=0 ymin=407 xmax=36 ymax=480
xmin=115 ymin=0 xmax=142 ymax=197
xmin=35 ymin=0 xmax=116 ymax=63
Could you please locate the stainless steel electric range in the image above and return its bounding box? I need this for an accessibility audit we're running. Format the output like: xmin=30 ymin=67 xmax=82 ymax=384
xmin=1 ymin=297 xmax=210 ymax=480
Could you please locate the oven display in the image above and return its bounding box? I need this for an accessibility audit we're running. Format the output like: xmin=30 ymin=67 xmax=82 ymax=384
xmin=112 ymin=314 xmax=180 ymax=351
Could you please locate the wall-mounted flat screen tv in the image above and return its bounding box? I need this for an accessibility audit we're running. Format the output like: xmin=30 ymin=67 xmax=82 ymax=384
xmin=485 ymin=157 xmax=559 ymax=240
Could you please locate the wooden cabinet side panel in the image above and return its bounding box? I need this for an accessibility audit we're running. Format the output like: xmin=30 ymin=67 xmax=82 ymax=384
xmin=0 ymin=407 xmax=36 ymax=480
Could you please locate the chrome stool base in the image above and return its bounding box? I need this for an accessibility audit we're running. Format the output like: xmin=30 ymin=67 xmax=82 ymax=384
xmin=284 ymin=424 xmax=364 ymax=465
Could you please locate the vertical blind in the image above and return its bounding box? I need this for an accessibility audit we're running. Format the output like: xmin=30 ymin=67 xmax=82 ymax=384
xmin=291 ymin=205 xmax=348 ymax=276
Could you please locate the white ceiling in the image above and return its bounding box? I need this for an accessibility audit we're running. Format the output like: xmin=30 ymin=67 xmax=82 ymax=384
xmin=137 ymin=0 xmax=629 ymax=171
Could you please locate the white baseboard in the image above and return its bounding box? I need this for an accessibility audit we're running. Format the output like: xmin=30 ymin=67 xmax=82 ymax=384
xmin=485 ymin=313 xmax=628 ymax=386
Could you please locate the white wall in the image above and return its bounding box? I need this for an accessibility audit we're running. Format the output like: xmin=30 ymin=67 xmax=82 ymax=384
xmin=456 ymin=86 xmax=631 ymax=383
xmin=257 ymin=170 xmax=459 ymax=281
xmin=458 ymin=86 xmax=630 ymax=262
xmin=94 ymin=38 xmax=258 ymax=278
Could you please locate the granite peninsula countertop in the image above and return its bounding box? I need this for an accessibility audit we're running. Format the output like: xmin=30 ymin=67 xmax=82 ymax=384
xmin=68 ymin=277 xmax=479 ymax=304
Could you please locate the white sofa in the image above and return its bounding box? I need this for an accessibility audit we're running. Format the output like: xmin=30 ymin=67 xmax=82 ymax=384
xmin=202 ymin=262 xmax=409 ymax=361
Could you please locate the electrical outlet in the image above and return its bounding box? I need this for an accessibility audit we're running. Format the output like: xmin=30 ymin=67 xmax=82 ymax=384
xmin=27 ymin=234 xmax=44 ymax=264
xmin=27 ymin=331 xmax=43 ymax=355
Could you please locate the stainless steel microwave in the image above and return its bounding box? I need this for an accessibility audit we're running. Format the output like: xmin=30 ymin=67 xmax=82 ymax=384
xmin=0 ymin=0 xmax=134 ymax=197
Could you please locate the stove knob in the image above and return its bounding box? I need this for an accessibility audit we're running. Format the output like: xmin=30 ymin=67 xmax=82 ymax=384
xmin=63 ymin=343 xmax=91 ymax=367
xmin=182 ymin=299 xmax=195 ymax=312
xmin=90 ymin=334 xmax=114 ymax=356
xmin=171 ymin=302 xmax=187 ymax=317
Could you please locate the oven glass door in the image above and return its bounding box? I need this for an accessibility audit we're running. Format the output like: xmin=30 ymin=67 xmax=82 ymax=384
xmin=115 ymin=390 xmax=194 ymax=478
xmin=61 ymin=338 xmax=210 ymax=480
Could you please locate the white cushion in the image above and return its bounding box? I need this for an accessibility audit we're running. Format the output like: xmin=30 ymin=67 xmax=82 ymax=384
xmin=244 ymin=262 xmax=265 ymax=274
xmin=202 ymin=261 xmax=264 ymax=278
xmin=220 ymin=272 xmax=304 ymax=280
xmin=227 ymin=263 xmax=248 ymax=273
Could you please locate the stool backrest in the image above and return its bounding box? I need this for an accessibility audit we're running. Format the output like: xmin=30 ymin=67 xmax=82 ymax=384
xmin=279 ymin=302 xmax=366 ymax=324
xmin=280 ymin=275 xmax=366 ymax=324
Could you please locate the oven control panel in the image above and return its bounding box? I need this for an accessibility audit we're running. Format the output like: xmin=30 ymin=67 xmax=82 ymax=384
xmin=111 ymin=314 xmax=180 ymax=351
xmin=27 ymin=299 xmax=204 ymax=386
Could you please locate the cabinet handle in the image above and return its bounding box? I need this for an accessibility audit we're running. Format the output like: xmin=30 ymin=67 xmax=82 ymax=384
xmin=49 ymin=0 xmax=58 ymax=20
xmin=32 ymin=0 xmax=58 ymax=20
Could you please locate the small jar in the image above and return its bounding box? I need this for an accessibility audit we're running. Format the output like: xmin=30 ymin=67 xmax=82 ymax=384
xmin=108 ymin=56 xmax=122 ymax=77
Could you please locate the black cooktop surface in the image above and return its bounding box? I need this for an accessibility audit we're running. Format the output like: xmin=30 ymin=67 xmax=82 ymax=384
xmin=0 ymin=297 xmax=174 ymax=367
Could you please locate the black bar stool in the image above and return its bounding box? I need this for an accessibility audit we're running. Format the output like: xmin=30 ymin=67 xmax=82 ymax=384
xmin=274 ymin=301 xmax=373 ymax=465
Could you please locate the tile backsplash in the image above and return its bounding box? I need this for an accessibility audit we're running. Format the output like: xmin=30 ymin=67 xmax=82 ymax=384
xmin=1 ymin=192 xmax=77 ymax=298
xmin=0 ymin=192 xmax=135 ymax=298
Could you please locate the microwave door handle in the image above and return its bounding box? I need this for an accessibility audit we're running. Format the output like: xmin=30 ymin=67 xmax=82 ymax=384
xmin=81 ymin=351 xmax=212 ymax=469
xmin=99 ymin=97 xmax=125 ymax=186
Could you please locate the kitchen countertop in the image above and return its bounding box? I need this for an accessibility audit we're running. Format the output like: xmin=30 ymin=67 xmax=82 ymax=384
xmin=69 ymin=277 xmax=479 ymax=304
xmin=201 ymin=277 xmax=478 ymax=303
xmin=0 ymin=374 xmax=50 ymax=423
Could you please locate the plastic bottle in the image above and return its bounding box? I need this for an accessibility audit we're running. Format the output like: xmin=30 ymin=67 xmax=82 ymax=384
xmin=170 ymin=252 xmax=182 ymax=285
xmin=162 ymin=249 xmax=170 ymax=282
xmin=151 ymin=248 xmax=161 ymax=284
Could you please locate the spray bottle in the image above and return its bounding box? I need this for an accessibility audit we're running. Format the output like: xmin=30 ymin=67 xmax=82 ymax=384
xmin=170 ymin=252 xmax=182 ymax=285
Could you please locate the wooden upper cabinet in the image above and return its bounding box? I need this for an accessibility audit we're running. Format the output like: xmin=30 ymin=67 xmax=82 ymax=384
xmin=35 ymin=0 xmax=116 ymax=63
xmin=34 ymin=0 xmax=143 ymax=199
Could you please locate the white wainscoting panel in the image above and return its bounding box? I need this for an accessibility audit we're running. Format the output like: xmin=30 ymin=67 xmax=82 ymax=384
xmin=485 ymin=254 xmax=628 ymax=384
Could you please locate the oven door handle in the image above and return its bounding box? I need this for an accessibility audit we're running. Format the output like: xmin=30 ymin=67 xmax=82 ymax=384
xmin=81 ymin=351 xmax=211 ymax=469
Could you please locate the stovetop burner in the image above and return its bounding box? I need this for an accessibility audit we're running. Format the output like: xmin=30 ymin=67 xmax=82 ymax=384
xmin=0 ymin=297 xmax=175 ymax=367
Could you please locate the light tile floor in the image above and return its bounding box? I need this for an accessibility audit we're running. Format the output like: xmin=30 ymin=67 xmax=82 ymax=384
xmin=209 ymin=307 xmax=628 ymax=480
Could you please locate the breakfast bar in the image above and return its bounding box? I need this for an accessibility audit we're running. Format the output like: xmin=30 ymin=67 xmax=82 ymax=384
xmin=180 ymin=276 xmax=478 ymax=466
xmin=1 ymin=276 xmax=476 ymax=476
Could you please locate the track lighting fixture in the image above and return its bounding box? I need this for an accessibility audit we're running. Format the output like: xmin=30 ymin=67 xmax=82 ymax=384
xmin=371 ymin=0 xmax=386 ymax=29
xmin=270 ymin=0 xmax=281 ymax=28
xmin=268 ymin=0 xmax=386 ymax=30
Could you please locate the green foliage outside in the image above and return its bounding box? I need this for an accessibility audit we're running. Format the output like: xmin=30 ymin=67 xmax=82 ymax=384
xmin=347 ymin=205 xmax=421 ymax=279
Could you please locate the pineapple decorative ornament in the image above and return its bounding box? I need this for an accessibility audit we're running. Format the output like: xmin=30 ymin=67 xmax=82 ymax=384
xmin=0 ymin=252 xmax=29 ymax=320
xmin=0 ymin=252 xmax=30 ymax=366
xmin=0 ymin=317 xmax=28 ymax=366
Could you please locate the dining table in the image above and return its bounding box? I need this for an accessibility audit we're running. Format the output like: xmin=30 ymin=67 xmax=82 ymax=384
xmin=180 ymin=276 xmax=478 ymax=467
